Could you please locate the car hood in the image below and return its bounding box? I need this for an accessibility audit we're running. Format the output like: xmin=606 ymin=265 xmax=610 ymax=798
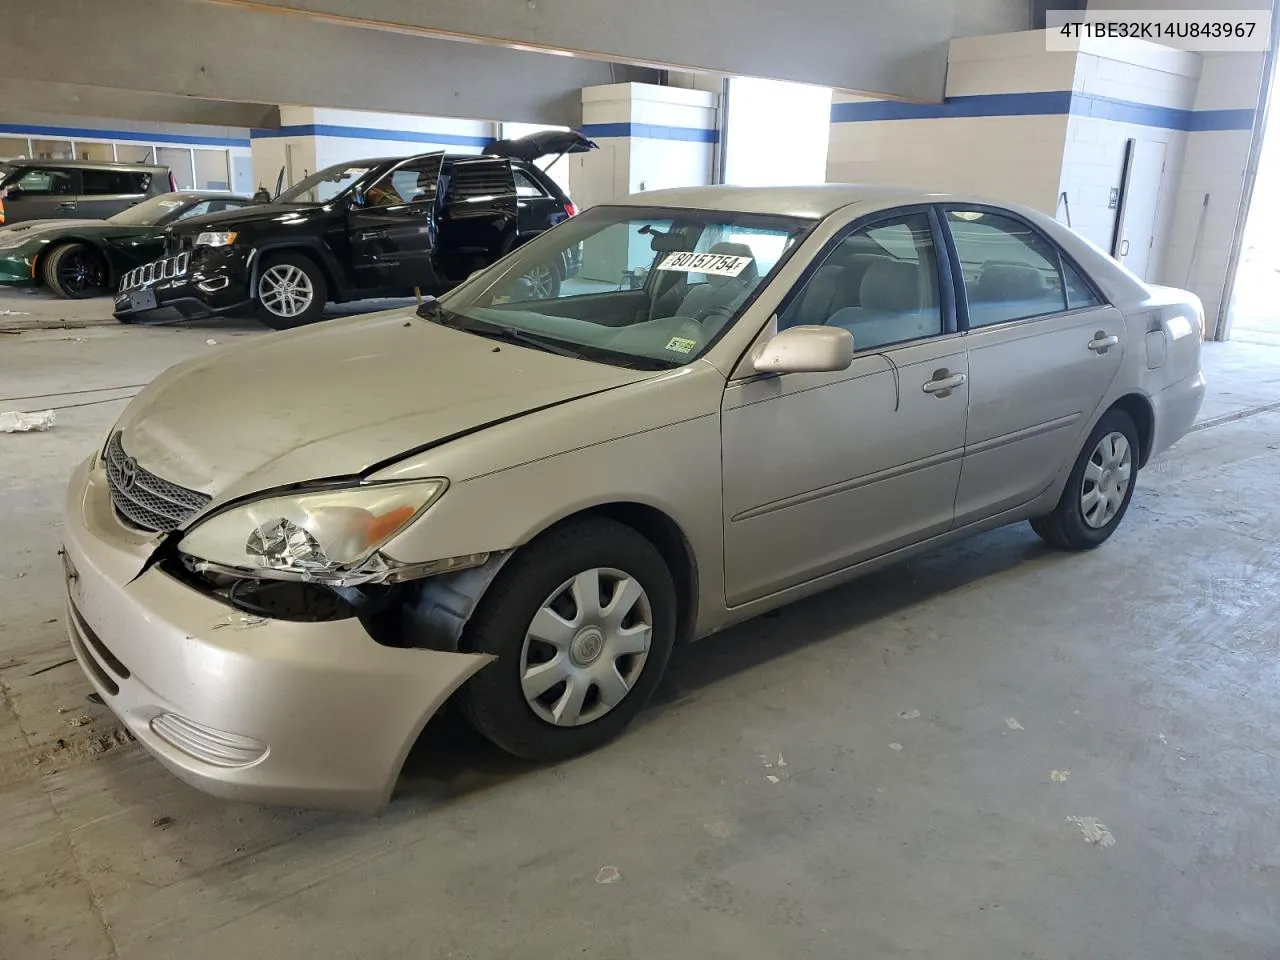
xmin=0 ymin=218 xmax=106 ymax=239
xmin=168 ymin=202 xmax=324 ymax=234
xmin=116 ymin=311 xmax=657 ymax=504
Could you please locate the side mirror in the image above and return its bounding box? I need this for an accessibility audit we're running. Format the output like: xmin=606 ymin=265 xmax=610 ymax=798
xmin=752 ymin=325 xmax=854 ymax=375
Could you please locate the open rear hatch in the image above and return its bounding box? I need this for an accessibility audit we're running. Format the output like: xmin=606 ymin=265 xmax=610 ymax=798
xmin=482 ymin=130 xmax=598 ymax=167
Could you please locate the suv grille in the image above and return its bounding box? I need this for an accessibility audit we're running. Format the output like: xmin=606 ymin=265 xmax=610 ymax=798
xmin=104 ymin=432 xmax=211 ymax=533
xmin=120 ymin=253 xmax=190 ymax=292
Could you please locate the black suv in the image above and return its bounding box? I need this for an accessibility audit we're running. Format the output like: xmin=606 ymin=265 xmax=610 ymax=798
xmin=113 ymin=131 xmax=595 ymax=329
xmin=0 ymin=160 xmax=173 ymax=224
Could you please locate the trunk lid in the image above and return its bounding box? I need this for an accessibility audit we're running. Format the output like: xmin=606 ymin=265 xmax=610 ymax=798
xmin=482 ymin=130 xmax=598 ymax=163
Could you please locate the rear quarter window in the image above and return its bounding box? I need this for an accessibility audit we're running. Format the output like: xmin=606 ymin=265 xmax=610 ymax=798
xmin=82 ymin=170 xmax=152 ymax=194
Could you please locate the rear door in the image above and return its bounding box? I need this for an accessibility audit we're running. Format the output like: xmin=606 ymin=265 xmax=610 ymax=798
xmin=347 ymin=154 xmax=444 ymax=294
xmin=513 ymin=166 xmax=567 ymax=240
xmin=434 ymin=157 xmax=518 ymax=283
xmin=3 ymin=167 xmax=81 ymax=221
xmin=942 ymin=206 xmax=1125 ymax=524
xmin=77 ymin=169 xmax=152 ymax=219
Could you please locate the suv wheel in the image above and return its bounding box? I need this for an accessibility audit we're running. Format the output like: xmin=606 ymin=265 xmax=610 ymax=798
xmin=254 ymin=252 xmax=327 ymax=329
xmin=43 ymin=243 xmax=109 ymax=299
xmin=458 ymin=517 xmax=677 ymax=761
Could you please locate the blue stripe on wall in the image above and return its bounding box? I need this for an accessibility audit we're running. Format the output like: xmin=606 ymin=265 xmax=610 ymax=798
xmin=830 ymin=90 xmax=1255 ymax=132
xmin=581 ymin=122 xmax=720 ymax=143
xmin=250 ymin=123 xmax=491 ymax=147
xmin=0 ymin=121 xmax=249 ymax=148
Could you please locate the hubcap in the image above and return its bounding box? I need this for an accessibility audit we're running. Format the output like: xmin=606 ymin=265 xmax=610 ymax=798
xmin=259 ymin=264 xmax=314 ymax=318
xmin=519 ymin=567 xmax=653 ymax=727
xmin=1080 ymin=431 xmax=1133 ymax=529
xmin=524 ymin=264 xmax=555 ymax=299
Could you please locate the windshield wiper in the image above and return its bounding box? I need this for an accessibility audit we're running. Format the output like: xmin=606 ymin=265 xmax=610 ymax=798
xmin=466 ymin=323 xmax=586 ymax=359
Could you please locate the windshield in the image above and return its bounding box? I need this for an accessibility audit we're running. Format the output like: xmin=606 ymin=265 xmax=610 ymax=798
xmin=107 ymin=194 xmax=188 ymax=226
xmin=275 ymin=163 xmax=374 ymax=204
xmin=429 ymin=205 xmax=813 ymax=369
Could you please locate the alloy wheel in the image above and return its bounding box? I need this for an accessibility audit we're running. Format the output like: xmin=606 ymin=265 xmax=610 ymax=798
xmin=524 ymin=263 xmax=556 ymax=298
xmin=56 ymin=248 xmax=106 ymax=295
xmin=258 ymin=264 xmax=315 ymax=318
xmin=519 ymin=567 xmax=653 ymax=727
xmin=1080 ymin=430 xmax=1133 ymax=528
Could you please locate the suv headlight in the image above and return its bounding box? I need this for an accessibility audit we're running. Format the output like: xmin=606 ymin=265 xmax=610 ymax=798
xmin=177 ymin=479 xmax=448 ymax=585
xmin=194 ymin=230 xmax=237 ymax=248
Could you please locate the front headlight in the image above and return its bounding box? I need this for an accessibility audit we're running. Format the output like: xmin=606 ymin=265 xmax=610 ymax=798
xmin=177 ymin=479 xmax=448 ymax=584
xmin=194 ymin=230 xmax=237 ymax=248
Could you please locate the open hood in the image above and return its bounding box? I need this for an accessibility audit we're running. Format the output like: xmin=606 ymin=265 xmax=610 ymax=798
xmin=482 ymin=130 xmax=598 ymax=163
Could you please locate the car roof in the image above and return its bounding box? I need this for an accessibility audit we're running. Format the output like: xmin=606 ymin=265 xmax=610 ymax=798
xmin=3 ymin=158 xmax=167 ymax=172
xmin=606 ymin=184 xmax=943 ymax=219
xmin=165 ymin=191 xmax=252 ymax=201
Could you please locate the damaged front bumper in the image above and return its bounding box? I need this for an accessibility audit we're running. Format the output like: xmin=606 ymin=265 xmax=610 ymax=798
xmin=113 ymin=248 xmax=252 ymax=323
xmin=61 ymin=456 xmax=494 ymax=811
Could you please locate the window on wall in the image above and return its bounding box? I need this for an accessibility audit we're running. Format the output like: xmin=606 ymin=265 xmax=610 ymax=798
xmin=115 ymin=144 xmax=155 ymax=164
xmin=31 ymin=139 xmax=73 ymax=160
xmin=194 ymin=150 xmax=231 ymax=191
xmin=75 ymin=143 xmax=114 ymax=162
xmin=0 ymin=137 xmax=27 ymax=160
xmin=724 ymin=77 xmax=831 ymax=186
xmin=158 ymin=147 xmax=195 ymax=190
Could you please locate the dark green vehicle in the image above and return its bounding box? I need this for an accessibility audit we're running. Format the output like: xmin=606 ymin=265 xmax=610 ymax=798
xmin=0 ymin=192 xmax=254 ymax=299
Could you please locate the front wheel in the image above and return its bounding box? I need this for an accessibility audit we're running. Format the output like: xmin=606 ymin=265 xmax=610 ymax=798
xmin=253 ymin=252 xmax=327 ymax=329
xmin=458 ymin=517 xmax=676 ymax=761
xmin=1031 ymin=408 xmax=1139 ymax=550
xmin=42 ymin=243 xmax=109 ymax=299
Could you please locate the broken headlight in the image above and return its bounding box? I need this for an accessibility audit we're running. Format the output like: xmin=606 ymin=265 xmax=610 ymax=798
xmin=176 ymin=479 xmax=447 ymax=586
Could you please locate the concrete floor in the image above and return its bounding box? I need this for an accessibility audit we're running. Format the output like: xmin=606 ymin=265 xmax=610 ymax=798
xmin=3 ymin=288 xmax=1280 ymax=959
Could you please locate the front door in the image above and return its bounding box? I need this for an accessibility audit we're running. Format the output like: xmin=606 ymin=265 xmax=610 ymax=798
xmin=942 ymin=207 xmax=1126 ymax=524
xmin=721 ymin=210 xmax=969 ymax=606
xmin=347 ymin=154 xmax=443 ymax=294
xmin=434 ymin=157 xmax=518 ymax=284
xmin=3 ymin=167 xmax=81 ymax=222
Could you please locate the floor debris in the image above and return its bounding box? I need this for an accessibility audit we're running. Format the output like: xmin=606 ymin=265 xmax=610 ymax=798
xmin=1050 ymin=770 xmax=1070 ymax=782
xmin=889 ymin=742 xmax=904 ymax=752
xmin=1066 ymin=816 xmax=1116 ymax=847
xmin=0 ymin=409 xmax=56 ymax=432
xmin=152 ymin=816 xmax=175 ymax=829
xmin=898 ymin=709 xmax=921 ymax=720
xmin=1005 ymin=717 xmax=1025 ymax=731
xmin=594 ymin=866 xmax=622 ymax=884
xmin=67 ymin=716 xmax=93 ymax=727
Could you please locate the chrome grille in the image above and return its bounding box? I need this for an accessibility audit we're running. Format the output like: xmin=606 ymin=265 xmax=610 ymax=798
xmin=120 ymin=252 xmax=190 ymax=292
xmin=104 ymin=432 xmax=210 ymax=533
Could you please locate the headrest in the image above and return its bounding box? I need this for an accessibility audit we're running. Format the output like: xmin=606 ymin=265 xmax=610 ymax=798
xmin=706 ymin=241 xmax=757 ymax=287
xmin=860 ymin=259 xmax=921 ymax=312
xmin=977 ymin=263 xmax=1048 ymax=301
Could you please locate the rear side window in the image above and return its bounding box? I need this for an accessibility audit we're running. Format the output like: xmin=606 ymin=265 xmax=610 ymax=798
xmin=945 ymin=210 xmax=1067 ymax=327
xmin=514 ymin=169 xmax=548 ymax=198
xmin=82 ymin=170 xmax=151 ymax=195
xmin=9 ymin=168 xmax=79 ymax=196
xmin=1063 ymin=260 xmax=1102 ymax=309
xmin=445 ymin=158 xmax=516 ymax=203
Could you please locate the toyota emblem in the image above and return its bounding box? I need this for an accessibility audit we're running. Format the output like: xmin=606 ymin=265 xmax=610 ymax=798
xmin=119 ymin=456 xmax=138 ymax=491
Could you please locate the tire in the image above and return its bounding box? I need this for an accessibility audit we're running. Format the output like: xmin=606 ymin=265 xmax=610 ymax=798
xmin=457 ymin=517 xmax=677 ymax=761
xmin=522 ymin=261 xmax=561 ymax=299
xmin=1031 ymin=408 xmax=1140 ymax=550
xmin=42 ymin=243 xmax=109 ymax=299
xmin=253 ymin=251 xmax=327 ymax=329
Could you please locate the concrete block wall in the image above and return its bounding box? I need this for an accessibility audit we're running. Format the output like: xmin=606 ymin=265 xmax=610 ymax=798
xmin=574 ymin=83 xmax=719 ymax=210
xmin=827 ymin=29 xmax=1266 ymax=328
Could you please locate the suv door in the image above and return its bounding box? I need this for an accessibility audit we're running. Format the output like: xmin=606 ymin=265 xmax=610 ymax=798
xmin=2 ymin=167 xmax=81 ymax=222
xmin=78 ymin=169 xmax=154 ymax=219
xmin=347 ymin=154 xmax=444 ymax=294
xmin=941 ymin=206 xmax=1125 ymax=524
xmin=433 ymin=157 xmax=518 ymax=283
xmin=720 ymin=208 xmax=969 ymax=606
xmin=513 ymin=166 xmax=566 ymax=239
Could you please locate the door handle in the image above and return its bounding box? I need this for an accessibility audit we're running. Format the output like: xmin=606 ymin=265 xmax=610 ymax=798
xmin=1088 ymin=333 xmax=1119 ymax=353
xmin=358 ymin=228 xmax=387 ymax=240
xmin=922 ymin=369 xmax=967 ymax=396
xmin=57 ymin=201 xmax=76 ymax=209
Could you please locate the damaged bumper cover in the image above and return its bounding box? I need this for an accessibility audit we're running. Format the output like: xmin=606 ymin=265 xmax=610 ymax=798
xmin=62 ymin=456 xmax=496 ymax=811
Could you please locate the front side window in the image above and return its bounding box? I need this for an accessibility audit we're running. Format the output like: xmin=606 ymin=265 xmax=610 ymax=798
xmin=779 ymin=212 xmax=943 ymax=351
xmin=946 ymin=210 xmax=1067 ymax=327
xmin=425 ymin=205 xmax=813 ymax=369
xmin=5 ymin=167 xmax=78 ymax=196
xmin=360 ymin=156 xmax=442 ymax=208
xmin=275 ymin=162 xmax=374 ymax=204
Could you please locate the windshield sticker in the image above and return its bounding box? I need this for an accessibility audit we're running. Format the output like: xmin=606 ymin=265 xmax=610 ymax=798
xmin=656 ymin=252 xmax=753 ymax=277
xmin=664 ymin=336 xmax=697 ymax=355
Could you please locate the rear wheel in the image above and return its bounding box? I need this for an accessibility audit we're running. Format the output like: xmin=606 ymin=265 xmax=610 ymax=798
xmin=42 ymin=243 xmax=109 ymax=299
xmin=253 ymin=252 xmax=327 ymax=329
xmin=1031 ymin=409 xmax=1139 ymax=550
xmin=458 ymin=517 xmax=676 ymax=761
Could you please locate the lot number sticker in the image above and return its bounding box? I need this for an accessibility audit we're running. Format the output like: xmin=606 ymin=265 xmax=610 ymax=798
xmin=657 ymin=251 xmax=753 ymax=277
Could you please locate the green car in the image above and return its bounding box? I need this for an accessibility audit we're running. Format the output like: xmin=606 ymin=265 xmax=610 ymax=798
xmin=0 ymin=192 xmax=254 ymax=299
